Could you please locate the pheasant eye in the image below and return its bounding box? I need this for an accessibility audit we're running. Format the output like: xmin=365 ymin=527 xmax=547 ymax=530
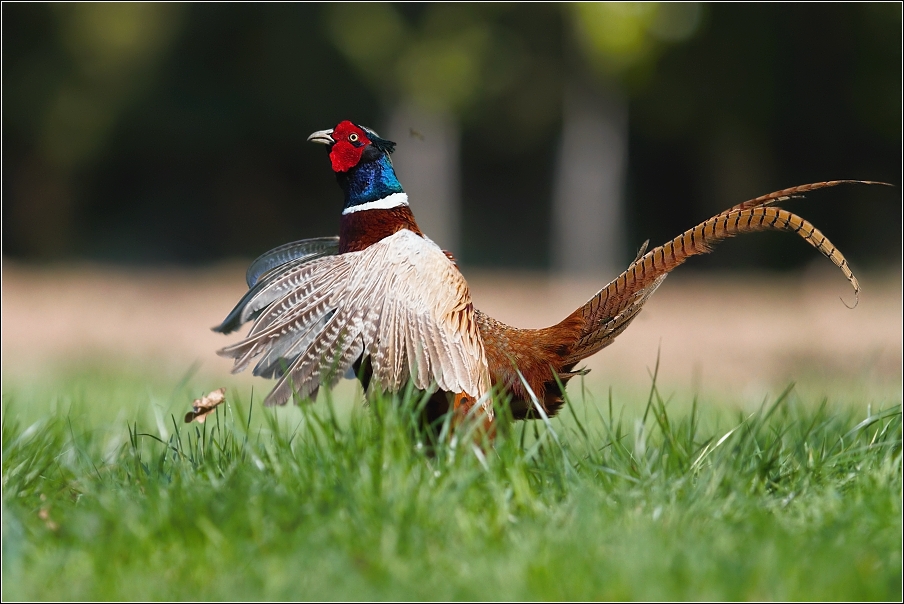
xmin=348 ymin=133 xmax=359 ymax=142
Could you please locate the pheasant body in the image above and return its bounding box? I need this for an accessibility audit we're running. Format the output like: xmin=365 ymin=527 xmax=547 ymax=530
xmin=215 ymin=119 xmax=869 ymax=425
xmin=217 ymin=121 xmax=491 ymax=418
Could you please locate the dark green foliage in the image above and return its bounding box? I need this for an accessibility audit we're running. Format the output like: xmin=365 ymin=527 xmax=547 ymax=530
xmin=2 ymin=4 xmax=900 ymax=267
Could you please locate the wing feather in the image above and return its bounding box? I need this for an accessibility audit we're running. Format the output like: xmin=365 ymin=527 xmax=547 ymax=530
xmin=219 ymin=229 xmax=488 ymax=406
xmin=245 ymin=236 xmax=339 ymax=288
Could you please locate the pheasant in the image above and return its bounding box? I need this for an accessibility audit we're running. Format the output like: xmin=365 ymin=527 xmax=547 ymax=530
xmin=214 ymin=119 xmax=870 ymax=427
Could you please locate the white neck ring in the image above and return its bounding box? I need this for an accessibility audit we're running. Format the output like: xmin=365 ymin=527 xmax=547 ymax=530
xmin=342 ymin=192 xmax=409 ymax=215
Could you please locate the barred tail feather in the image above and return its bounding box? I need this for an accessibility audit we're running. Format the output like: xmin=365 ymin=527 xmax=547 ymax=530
xmin=719 ymin=179 xmax=889 ymax=215
xmin=567 ymin=199 xmax=863 ymax=364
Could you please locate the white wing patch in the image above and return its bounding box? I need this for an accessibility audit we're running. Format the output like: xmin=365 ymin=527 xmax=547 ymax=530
xmin=218 ymin=230 xmax=489 ymax=407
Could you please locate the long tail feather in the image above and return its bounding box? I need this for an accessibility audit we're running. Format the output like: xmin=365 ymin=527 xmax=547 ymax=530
xmin=720 ymin=179 xmax=890 ymax=215
xmin=480 ymin=181 xmax=882 ymax=419
xmin=567 ymin=184 xmax=874 ymax=363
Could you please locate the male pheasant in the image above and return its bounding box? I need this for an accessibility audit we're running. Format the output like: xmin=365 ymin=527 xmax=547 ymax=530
xmin=214 ymin=119 xmax=868 ymax=426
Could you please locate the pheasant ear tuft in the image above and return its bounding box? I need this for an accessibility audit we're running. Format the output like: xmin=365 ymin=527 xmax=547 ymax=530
xmin=359 ymin=125 xmax=396 ymax=154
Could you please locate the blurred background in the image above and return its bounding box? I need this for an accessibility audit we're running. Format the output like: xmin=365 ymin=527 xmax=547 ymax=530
xmin=4 ymin=2 xmax=901 ymax=269
xmin=3 ymin=3 xmax=901 ymax=400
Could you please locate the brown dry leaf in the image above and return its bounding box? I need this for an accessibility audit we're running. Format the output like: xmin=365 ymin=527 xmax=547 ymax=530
xmin=184 ymin=387 xmax=226 ymax=424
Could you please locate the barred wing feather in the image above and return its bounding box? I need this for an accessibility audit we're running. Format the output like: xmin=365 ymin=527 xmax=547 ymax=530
xmin=217 ymin=230 xmax=489 ymax=407
xmin=245 ymin=236 xmax=339 ymax=288
xmin=213 ymin=237 xmax=340 ymax=335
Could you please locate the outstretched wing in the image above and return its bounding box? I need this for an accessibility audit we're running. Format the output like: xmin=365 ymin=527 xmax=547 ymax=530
xmin=245 ymin=237 xmax=340 ymax=288
xmin=217 ymin=230 xmax=488 ymax=407
xmin=213 ymin=237 xmax=340 ymax=335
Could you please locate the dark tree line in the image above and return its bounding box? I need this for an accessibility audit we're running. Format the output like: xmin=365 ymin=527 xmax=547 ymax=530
xmin=3 ymin=3 xmax=900 ymax=270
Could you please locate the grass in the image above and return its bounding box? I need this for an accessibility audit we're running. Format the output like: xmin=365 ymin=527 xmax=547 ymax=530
xmin=2 ymin=363 xmax=901 ymax=601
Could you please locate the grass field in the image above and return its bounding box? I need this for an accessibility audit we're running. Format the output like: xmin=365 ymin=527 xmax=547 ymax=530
xmin=3 ymin=266 xmax=901 ymax=599
xmin=2 ymin=361 xmax=901 ymax=601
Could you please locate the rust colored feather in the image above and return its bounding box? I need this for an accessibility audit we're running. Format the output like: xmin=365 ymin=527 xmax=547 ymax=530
xmin=478 ymin=181 xmax=877 ymax=418
xmin=339 ymin=206 xmax=423 ymax=253
xmin=719 ymin=180 xmax=889 ymax=215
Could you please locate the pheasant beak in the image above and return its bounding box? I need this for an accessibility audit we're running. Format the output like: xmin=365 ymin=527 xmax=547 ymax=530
xmin=306 ymin=129 xmax=335 ymax=145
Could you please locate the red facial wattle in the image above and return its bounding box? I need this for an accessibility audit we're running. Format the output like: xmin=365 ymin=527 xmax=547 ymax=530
xmin=328 ymin=120 xmax=371 ymax=173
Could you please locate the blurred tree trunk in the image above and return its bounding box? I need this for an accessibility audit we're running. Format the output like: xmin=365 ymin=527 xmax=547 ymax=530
xmin=386 ymin=103 xmax=461 ymax=255
xmin=552 ymin=79 xmax=627 ymax=277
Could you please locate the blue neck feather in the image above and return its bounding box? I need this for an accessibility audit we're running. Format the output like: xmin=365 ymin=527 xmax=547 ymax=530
xmin=340 ymin=154 xmax=404 ymax=211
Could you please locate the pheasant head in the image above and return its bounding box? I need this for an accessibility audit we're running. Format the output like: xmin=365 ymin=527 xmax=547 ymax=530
xmin=307 ymin=120 xmax=406 ymax=214
xmin=308 ymin=120 xmax=421 ymax=253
